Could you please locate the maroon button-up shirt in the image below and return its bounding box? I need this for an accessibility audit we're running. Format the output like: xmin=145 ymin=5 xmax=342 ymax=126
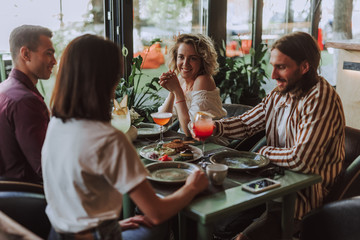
xmin=0 ymin=69 xmax=49 ymax=182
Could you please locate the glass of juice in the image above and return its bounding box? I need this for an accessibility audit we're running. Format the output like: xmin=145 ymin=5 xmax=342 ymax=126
xmin=193 ymin=112 xmax=214 ymax=156
xmin=151 ymin=112 xmax=173 ymax=144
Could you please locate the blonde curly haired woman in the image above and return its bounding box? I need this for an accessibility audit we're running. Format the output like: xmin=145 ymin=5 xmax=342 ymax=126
xmin=158 ymin=33 xmax=226 ymax=137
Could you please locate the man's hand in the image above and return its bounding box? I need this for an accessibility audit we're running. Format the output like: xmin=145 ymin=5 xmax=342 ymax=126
xmin=187 ymin=121 xmax=216 ymax=141
xmin=119 ymin=215 xmax=154 ymax=230
xmin=187 ymin=121 xmax=200 ymax=141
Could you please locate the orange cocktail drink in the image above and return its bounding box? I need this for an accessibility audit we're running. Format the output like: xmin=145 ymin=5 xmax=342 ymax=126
xmin=151 ymin=112 xmax=172 ymax=144
xmin=152 ymin=113 xmax=172 ymax=126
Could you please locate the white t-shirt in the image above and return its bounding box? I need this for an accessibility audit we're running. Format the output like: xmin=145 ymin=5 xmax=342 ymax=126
xmin=42 ymin=117 xmax=148 ymax=233
xmin=276 ymin=97 xmax=292 ymax=147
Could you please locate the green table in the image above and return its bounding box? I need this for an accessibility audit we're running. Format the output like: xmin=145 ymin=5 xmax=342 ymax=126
xmin=132 ymin=138 xmax=322 ymax=240
xmin=178 ymin=167 xmax=321 ymax=240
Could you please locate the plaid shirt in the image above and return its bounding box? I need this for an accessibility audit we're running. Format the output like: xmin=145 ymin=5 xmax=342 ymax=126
xmin=215 ymin=77 xmax=345 ymax=219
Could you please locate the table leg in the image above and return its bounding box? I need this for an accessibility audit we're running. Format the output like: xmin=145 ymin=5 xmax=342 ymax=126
xmin=197 ymin=221 xmax=212 ymax=240
xmin=281 ymin=193 xmax=296 ymax=240
xmin=178 ymin=213 xmax=186 ymax=240
xmin=178 ymin=213 xmax=212 ymax=240
xmin=122 ymin=193 xmax=135 ymax=219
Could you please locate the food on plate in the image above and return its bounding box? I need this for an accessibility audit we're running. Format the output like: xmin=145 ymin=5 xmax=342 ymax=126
xmin=163 ymin=139 xmax=193 ymax=153
xmin=180 ymin=149 xmax=194 ymax=160
xmin=147 ymin=152 xmax=159 ymax=160
xmin=153 ymin=144 xmax=176 ymax=156
xmin=161 ymin=147 xmax=176 ymax=156
xmin=145 ymin=145 xmax=176 ymax=160
xmin=158 ymin=154 xmax=172 ymax=162
xmin=141 ymin=139 xmax=198 ymax=162
xmin=174 ymin=156 xmax=186 ymax=161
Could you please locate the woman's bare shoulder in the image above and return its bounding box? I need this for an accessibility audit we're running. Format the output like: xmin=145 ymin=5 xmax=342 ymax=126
xmin=193 ymin=75 xmax=216 ymax=91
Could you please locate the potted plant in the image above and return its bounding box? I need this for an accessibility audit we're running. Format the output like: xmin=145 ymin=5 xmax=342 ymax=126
xmin=214 ymin=41 xmax=269 ymax=106
xmin=115 ymin=39 xmax=164 ymax=126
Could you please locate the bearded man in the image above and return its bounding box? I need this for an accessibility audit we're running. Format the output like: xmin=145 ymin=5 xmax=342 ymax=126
xmin=212 ymin=31 xmax=345 ymax=240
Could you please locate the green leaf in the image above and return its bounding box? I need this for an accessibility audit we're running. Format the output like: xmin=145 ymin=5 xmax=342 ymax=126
xmin=149 ymin=38 xmax=162 ymax=45
xmin=213 ymin=40 xmax=269 ymax=104
xmin=115 ymin=38 xmax=167 ymax=123
xmin=133 ymin=56 xmax=143 ymax=70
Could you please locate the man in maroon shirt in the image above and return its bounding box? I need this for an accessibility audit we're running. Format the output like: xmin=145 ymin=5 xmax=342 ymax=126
xmin=0 ymin=25 xmax=56 ymax=182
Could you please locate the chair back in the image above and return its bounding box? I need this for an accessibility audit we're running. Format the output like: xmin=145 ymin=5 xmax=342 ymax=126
xmin=0 ymin=177 xmax=44 ymax=194
xmin=324 ymin=155 xmax=360 ymax=203
xmin=344 ymin=126 xmax=360 ymax=169
xmin=0 ymin=191 xmax=50 ymax=239
xmin=300 ymin=197 xmax=360 ymax=240
xmin=223 ymin=103 xmax=252 ymax=118
xmin=324 ymin=126 xmax=360 ymax=203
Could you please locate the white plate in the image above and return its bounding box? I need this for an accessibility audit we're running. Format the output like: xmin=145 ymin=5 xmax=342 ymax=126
xmin=136 ymin=123 xmax=168 ymax=138
xmin=139 ymin=143 xmax=202 ymax=162
xmin=146 ymin=161 xmax=201 ymax=184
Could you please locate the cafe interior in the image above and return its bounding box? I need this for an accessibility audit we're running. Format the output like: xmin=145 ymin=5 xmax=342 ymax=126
xmin=0 ymin=0 xmax=360 ymax=239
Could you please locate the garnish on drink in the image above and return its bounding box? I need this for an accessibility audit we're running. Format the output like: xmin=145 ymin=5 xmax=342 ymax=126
xmin=111 ymin=95 xmax=131 ymax=133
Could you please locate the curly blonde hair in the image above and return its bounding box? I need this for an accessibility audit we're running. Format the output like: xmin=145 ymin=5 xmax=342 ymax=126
xmin=168 ymin=33 xmax=219 ymax=76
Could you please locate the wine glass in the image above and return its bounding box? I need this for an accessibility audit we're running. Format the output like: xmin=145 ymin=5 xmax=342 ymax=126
xmin=151 ymin=112 xmax=173 ymax=144
xmin=111 ymin=107 xmax=131 ymax=133
xmin=193 ymin=112 xmax=214 ymax=156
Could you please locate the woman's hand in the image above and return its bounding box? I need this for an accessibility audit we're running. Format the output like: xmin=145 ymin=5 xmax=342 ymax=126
xmin=119 ymin=215 xmax=154 ymax=230
xmin=185 ymin=169 xmax=209 ymax=192
xmin=159 ymin=70 xmax=181 ymax=93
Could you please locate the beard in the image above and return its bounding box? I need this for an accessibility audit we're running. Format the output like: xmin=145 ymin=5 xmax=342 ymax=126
xmin=278 ymin=68 xmax=303 ymax=94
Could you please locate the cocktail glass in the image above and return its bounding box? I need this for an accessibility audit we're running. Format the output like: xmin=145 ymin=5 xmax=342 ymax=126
xmin=151 ymin=112 xmax=173 ymax=144
xmin=193 ymin=112 xmax=214 ymax=156
xmin=111 ymin=107 xmax=131 ymax=133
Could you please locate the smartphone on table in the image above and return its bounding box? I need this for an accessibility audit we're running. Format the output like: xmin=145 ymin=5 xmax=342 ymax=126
xmin=242 ymin=178 xmax=281 ymax=194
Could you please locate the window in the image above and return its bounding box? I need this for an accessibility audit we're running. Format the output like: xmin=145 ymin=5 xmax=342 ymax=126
xmin=132 ymin=0 xmax=208 ymax=82
xmin=226 ymin=0 xmax=252 ymax=57
xmin=105 ymin=0 xmax=210 ymax=105
xmin=0 ymin=0 xmax=104 ymax=104
xmin=320 ymin=0 xmax=360 ymax=86
xmin=263 ymin=0 xmax=311 ymax=37
xmin=134 ymin=0 xmax=209 ymax=83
